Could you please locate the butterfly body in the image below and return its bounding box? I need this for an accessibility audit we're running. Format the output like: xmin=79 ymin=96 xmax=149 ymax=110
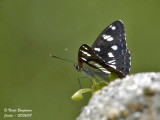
xmin=74 ymin=20 xmax=131 ymax=80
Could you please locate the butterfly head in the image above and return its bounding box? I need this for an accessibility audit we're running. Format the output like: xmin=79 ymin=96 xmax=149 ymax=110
xmin=74 ymin=63 xmax=82 ymax=72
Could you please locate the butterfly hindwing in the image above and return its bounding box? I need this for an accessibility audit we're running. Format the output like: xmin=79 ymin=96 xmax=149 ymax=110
xmin=91 ymin=20 xmax=131 ymax=75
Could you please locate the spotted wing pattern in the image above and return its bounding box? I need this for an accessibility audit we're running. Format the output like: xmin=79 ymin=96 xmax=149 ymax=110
xmin=78 ymin=44 xmax=125 ymax=78
xmin=91 ymin=20 xmax=131 ymax=75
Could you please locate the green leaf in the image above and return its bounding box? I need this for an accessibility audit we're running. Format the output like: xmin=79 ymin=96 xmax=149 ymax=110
xmin=91 ymin=79 xmax=108 ymax=93
xmin=71 ymin=73 xmax=120 ymax=101
xmin=71 ymin=88 xmax=92 ymax=101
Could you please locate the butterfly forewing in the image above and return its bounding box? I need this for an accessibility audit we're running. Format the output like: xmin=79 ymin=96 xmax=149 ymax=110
xmin=91 ymin=20 xmax=131 ymax=75
xmin=78 ymin=44 xmax=125 ymax=79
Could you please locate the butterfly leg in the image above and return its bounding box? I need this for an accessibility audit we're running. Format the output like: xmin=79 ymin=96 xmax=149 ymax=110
xmin=77 ymin=76 xmax=93 ymax=89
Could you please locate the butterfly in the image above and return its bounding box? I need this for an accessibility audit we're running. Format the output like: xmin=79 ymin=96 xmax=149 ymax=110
xmin=74 ymin=20 xmax=131 ymax=81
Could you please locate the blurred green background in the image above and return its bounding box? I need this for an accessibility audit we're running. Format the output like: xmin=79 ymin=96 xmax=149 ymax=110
xmin=0 ymin=0 xmax=160 ymax=119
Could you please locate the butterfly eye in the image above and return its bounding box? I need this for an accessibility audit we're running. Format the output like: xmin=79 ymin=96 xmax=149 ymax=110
xmin=73 ymin=64 xmax=76 ymax=67
xmin=74 ymin=64 xmax=81 ymax=71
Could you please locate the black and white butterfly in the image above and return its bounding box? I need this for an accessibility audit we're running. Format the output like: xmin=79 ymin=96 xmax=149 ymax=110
xmin=74 ymin=20 xmax=131 ymax=80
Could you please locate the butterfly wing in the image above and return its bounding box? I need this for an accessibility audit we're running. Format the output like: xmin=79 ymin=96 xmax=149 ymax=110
xmin=91 ymin=20 xmax=131 ymax=75
xmin=78 ymin=44 xmax=125 ymax=79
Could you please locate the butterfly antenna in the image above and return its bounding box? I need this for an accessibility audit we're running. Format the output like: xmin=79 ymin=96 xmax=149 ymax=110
xmin=50 ymin=54 xmax=75 ymax=64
